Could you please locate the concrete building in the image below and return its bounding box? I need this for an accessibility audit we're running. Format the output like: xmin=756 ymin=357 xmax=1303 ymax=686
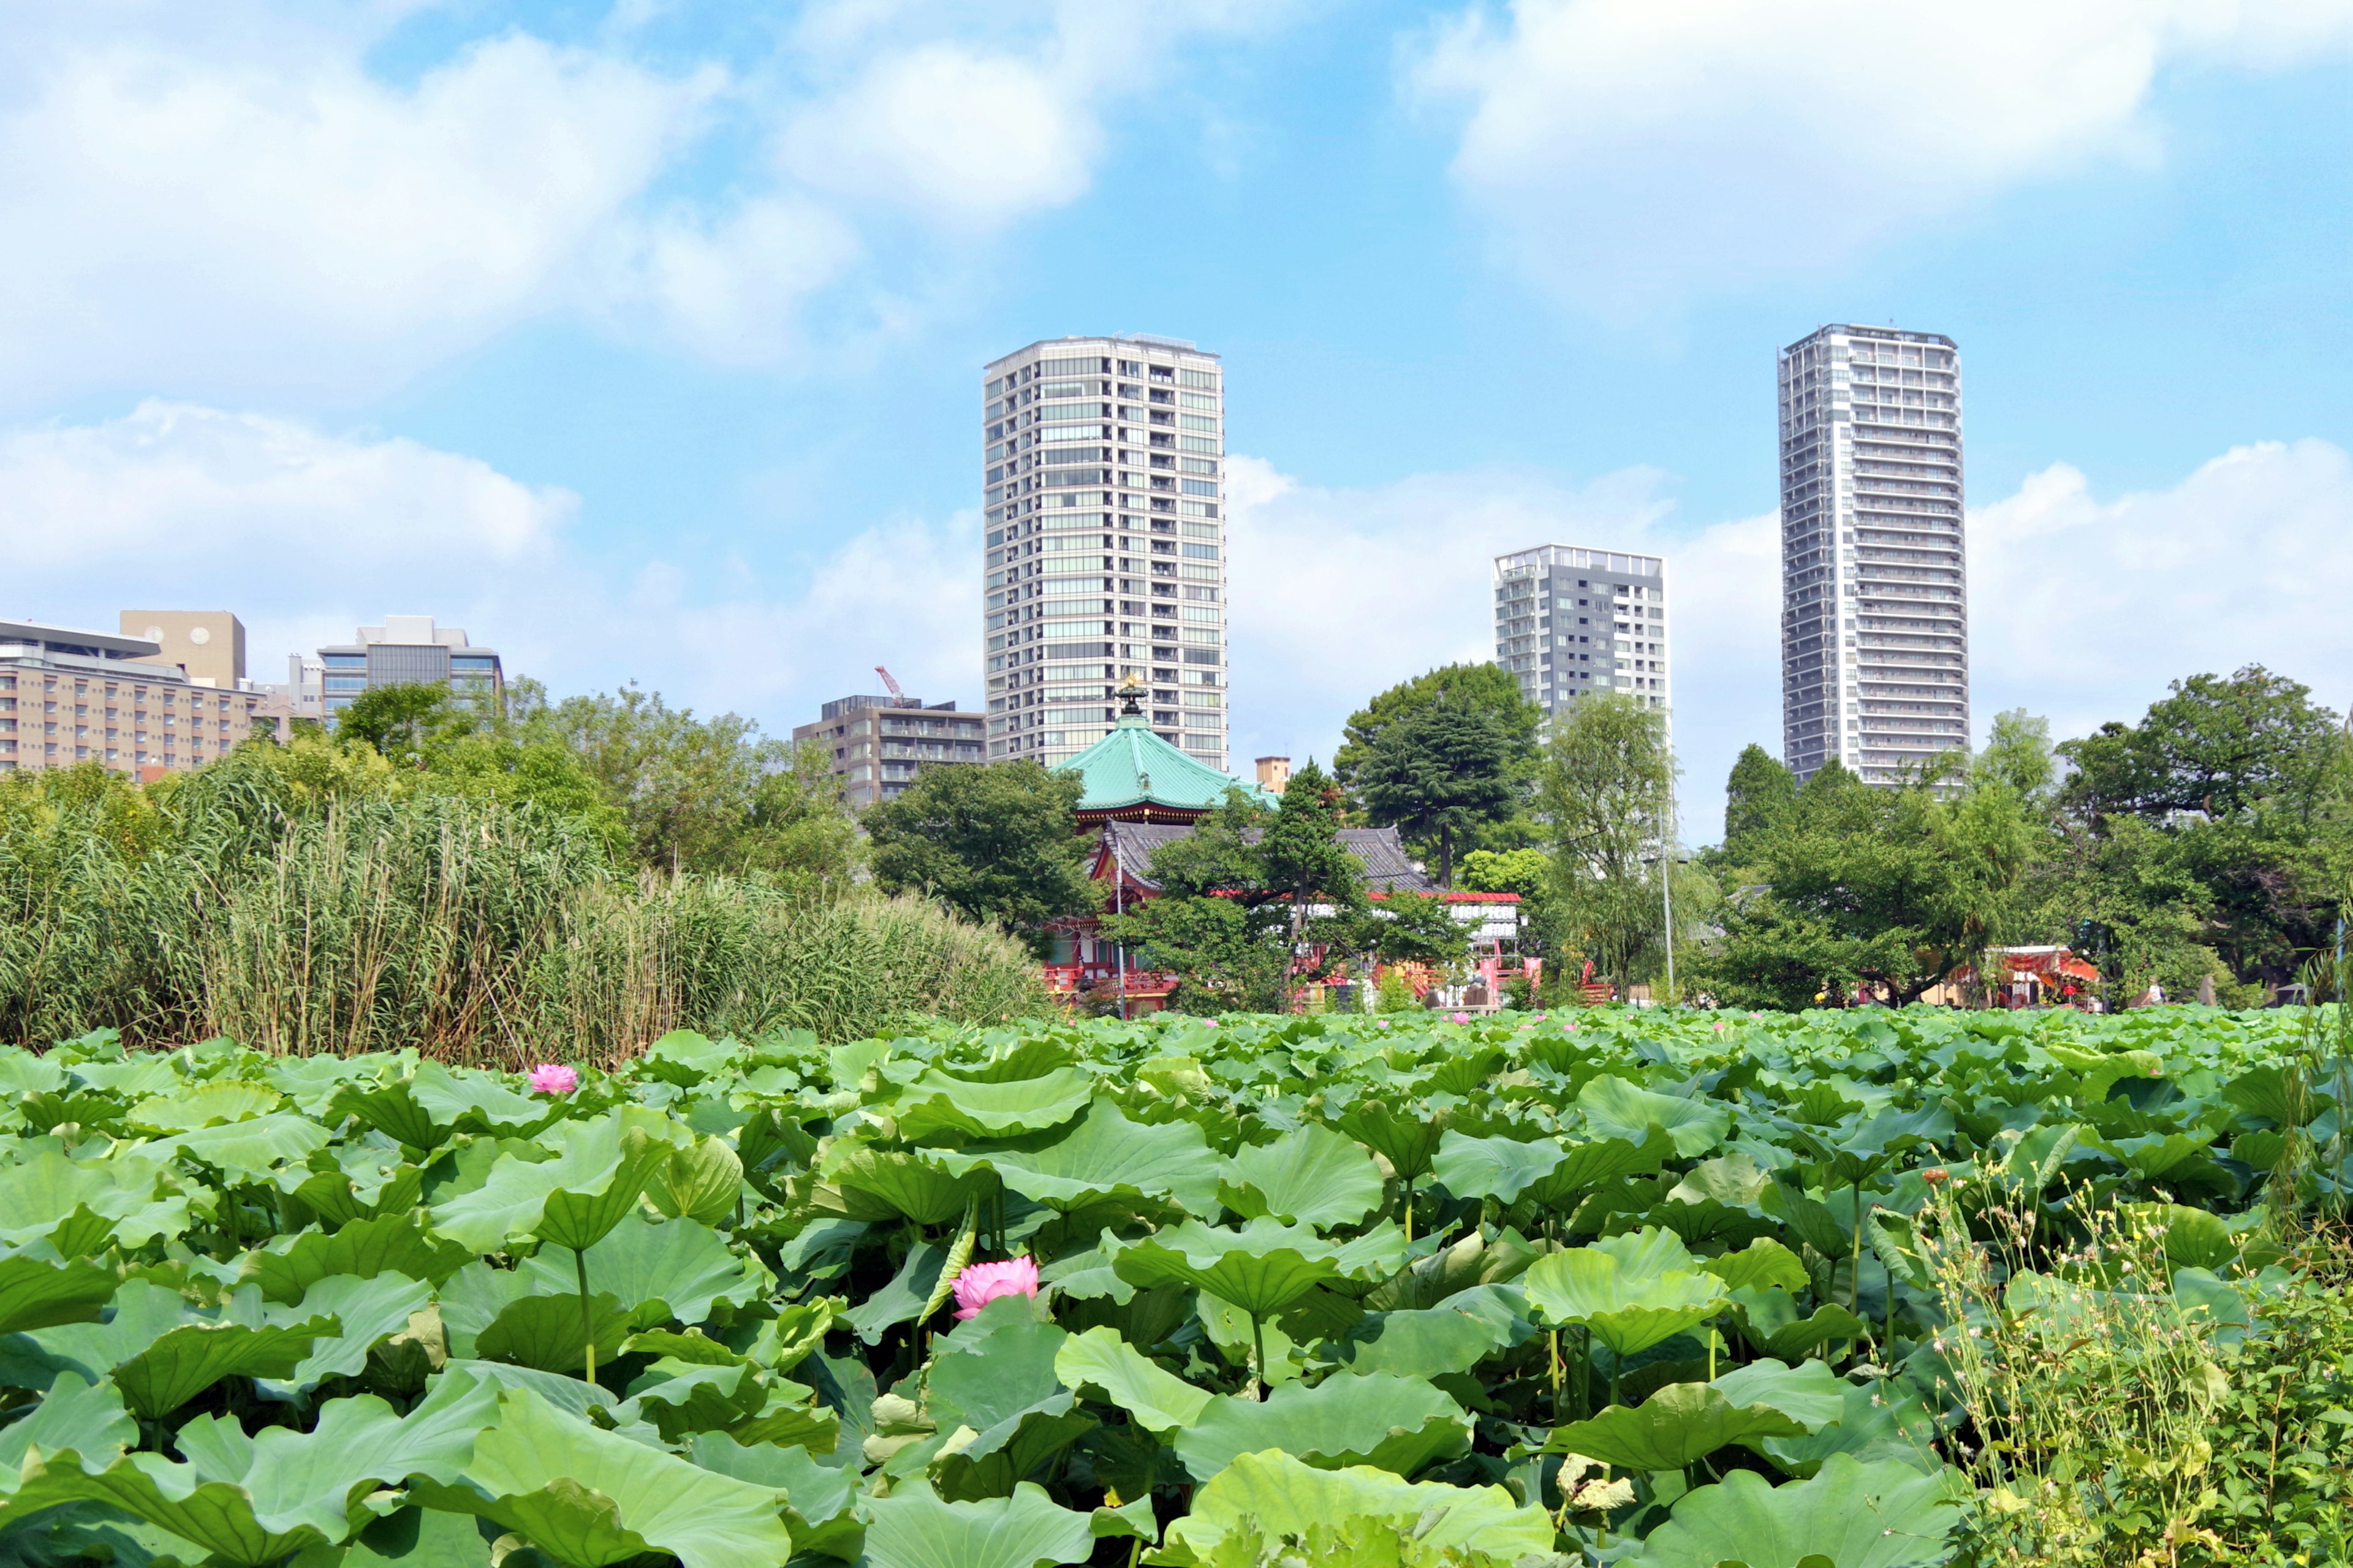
xmin=1 ymin=619 xmax=284 ymax=776
xmin=1255 ymin=756 xmax=1292 ymax=793
xmin=794 ymin=694 xmax=986 ymax=810
xmin=121 ymin=611 xmax=246 ymax=689
xmin=982 ymin=335 xmax=1227 ymax=773
xmin=318 ymin=616 xmax=503 ymax=720
xmin=1493 ymin=545 xmax=1671 ymax=720
xmin=1778 ymin=325 xmax=1970 ymax=784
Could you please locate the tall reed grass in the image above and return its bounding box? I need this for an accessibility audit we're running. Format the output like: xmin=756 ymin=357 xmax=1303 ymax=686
xmin=0 ymin=768 xmax=1047 ymax=1060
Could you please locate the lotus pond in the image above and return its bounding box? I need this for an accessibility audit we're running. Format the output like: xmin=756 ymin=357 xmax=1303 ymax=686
xmin=0 ymin=1004 xmax=2339 ymax=1567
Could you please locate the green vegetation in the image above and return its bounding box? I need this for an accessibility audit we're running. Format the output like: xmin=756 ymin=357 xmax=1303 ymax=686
xmin=0 ymin=1001 xmax=2346 ymax=1567
xmin=865 ymin=760 xmax=1099 ymax=948
xmin=0 ymin=687 xmax=1040 ymax=1059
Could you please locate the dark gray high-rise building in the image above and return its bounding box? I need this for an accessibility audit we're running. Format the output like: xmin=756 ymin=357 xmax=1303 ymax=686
xmin=1493 ymin=545 xmax=1670 ymax=724
xmin=1778 ymin=325 xmax=1969 ymax=784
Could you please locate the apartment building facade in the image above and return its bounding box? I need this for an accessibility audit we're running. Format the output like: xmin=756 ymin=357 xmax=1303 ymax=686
xmin=982 ymin=335 xmax=1228 ymax=772
xmin=1493 ymin=545 xmax=1672 ymax=721
xmin=794 ymin=694 xmax=987 ymax=810
xmin=317 ymin=616 xmax=504 ymax=719
xmin=1 ymin=619 xmax=282 ymax=776
xmin=1778 ymin=325 xmax=1971 ymax=784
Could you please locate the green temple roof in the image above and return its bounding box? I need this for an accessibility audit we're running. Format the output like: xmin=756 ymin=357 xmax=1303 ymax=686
xmin=1053 ymin=714 xmax=1275 ymax=820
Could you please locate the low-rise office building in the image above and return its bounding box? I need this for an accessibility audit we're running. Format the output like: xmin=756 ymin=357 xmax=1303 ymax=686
xmin=1 ymin=619 xmax=287 ymax=776
xmin=794 ymin=694 xmax=987 ymax=810
xmin=318 ymin=616 xmax=504 ymax=719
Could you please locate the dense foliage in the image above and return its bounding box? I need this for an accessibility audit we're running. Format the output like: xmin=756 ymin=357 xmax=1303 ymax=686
xmin=0 ymin=1002 xmax=2342 ymax=1567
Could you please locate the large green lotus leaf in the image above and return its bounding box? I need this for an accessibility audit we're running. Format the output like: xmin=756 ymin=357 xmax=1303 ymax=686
xmin=1730 ymin=1289 xmax=1870 ymax=1362
xmin=1520 ymin=1132 xmax=1677 ymax=1211
xmin=1172 ymin=1371 xmax=1471 ymax=1481
xmin=243 ymin=1213 xmax=475 ymax=1305
xmin=2123 ymin=1202 xmax=2247 ymax=1272
xmin=519 ymin=1214 xmax=771 ymax=1328
xmin=412 ymin=1066 xmax=558 ymax=1140
xmin=943 ymin=1099 xmax=1218 ymax=1216
xmin=438 ymin=1263 xmax=536 ymax=1358
xmin=928 ymin=1297 xmax=1070 ymax=1436
xmin=1754 ymin=1382 xmax=1944 ymax=1480
xmin=1520 ymin=1227 xmax=1727 ymax=1356
xmin=0 ymin=1048 xmax=69 ymax=1097
xmin=1545 ymin=1382 xmax=1807 ymax=1472
xmin=328 ymin=1506 xmax=498 ymax=1566
xmin=1157 ymin=1450 xmax=1553 ymax=1567
xmin=409 ymin=1387 xmax=794 ymax=1568
xmin=28 ymin=1282 xmax=335 ymax=1419
xmin=689 ymin=1432 xmax=860 ymax=1559
xmin=335 ymin=1064 xmax=468 ymax=1151
xmin=148 ymin=1113 xmax=333 ymax=1179
xmin=0 ymin=1372 xmax=134 ymax=1473
xmin=890 ymin=1069 xmax=1096 ymax=1142
xmin=1701 ymin=1239 xmax=1810 ymax=1295
xmin=1053 ymin=1326 xmax=1213 ymax=1433
xmin=645 ymin=1135 xmax=744 ymax=1227
xmin=1431 ymin=1132 xmax=1567 ymax=1203
xmin=1112 ymin=1219 xmax=1407 ymax=1321
xmin=858 ymin=1477 xmax=1097 ymax=1568
xmin=1219 ymin=1124 xmax=1385 ymax=1230
xmin=1334 ymin=1101 xmax=1446 ymax=1184
xmin=125 ymin=1081 xmax=282 ymax=1132
xmin=1195 ymin=1295 xmax=1305 ymax=1390
xmin=430 ymin=1117 xmax=669 ymax=1254
xmin=63 ymin=1056 xmax=180 ymax=1097
xmin=843 ymin=1242 xmax=949 ymax=1345
xmin=442 ymin=1271 xmax=629 ymax=1375
xmin=1631 ymin=1453 xmax=1967 ymax=1568
xmin=615 ymin=1358 xmax=767 ymax=1443
xmin=1360 ymin=1230 xmax=1539 ymax=1313
xmin=635 ymin=1029 xmax=739 ymax=1088
xmin=257 ymin=1053 xmax=382 ymax=1117
xmin=1578 ymin=1078 xmax=1730 ymax=1158
xmin=1325 ymin=1284 xmax=1534 ymax=1377
xmin=263 ymin=1272 xmax=434 ymax=1394
xmin=0 ymin=1250 xmax=119 ymax=1336
xmin=9 ymin=1376 xmax=498 ymax=1566
xmin=823 ymin=1146 xmax=996 ymax=1227
xmin=277 ymin=1143 xmax=431 ymax=1229
xmin=1709 ymin=1359 xmax=1847 ymax=1433
xmin=0 ymin=1150 xmax=192 ymax=1250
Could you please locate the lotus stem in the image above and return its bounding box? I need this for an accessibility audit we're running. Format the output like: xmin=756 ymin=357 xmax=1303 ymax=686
xmin=575 ymin=1248 xmax=596 ymax=1387
xmin=1249 ymin=1312 xmax=1268 ymax=1401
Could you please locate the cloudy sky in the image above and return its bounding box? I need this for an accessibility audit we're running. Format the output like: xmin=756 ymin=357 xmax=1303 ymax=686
xmin=4 ymin=0 xmax=2349 ymax=838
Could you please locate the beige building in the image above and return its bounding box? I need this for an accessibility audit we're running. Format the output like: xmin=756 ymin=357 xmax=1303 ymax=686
xmin=1 ymin=619 xmax=289 ymax=778
xmin=794 ymin=693 xmax=987 ymax=810
xmin=982 ymin=335 xmax=1229 ymax=773
xmin=121 ymin=610 xmax=246 ymax=689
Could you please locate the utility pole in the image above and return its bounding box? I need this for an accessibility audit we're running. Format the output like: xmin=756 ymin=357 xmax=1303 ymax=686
xmin=1659 ymin=781 xmax=1677 ymax=1004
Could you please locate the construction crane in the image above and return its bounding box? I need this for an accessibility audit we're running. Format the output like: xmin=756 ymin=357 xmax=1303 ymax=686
xmin=874 ymin=666 xmax=906 ymax=704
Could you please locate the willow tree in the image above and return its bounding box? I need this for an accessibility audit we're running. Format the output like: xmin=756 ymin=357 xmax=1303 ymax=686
xmin=1537 ymin=693 xmax=1689 ymax=996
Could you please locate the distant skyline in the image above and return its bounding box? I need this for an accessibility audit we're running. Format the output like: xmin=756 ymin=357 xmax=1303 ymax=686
xmin=1 ymin=1 xmax=2349 ymax=838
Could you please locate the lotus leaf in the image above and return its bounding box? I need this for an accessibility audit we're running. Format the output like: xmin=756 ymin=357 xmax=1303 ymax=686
xmin=1702 ymin=1239 xmax=1811 ymax=1295
xmin=1326 ymin=1284 xmax=1534 ymax=1377
xmin=1754 ymin=1381 xmax=1944 ymax=1479
xmin=126 ymin=1081 xmax=282 ymax=1132
xmin=891 ymin=1069 xmax=1096 ymax=1142
xmin=409 ymin=1387 xmax=794 ymax=1568
xmin=519 ymin=1214 xmax=771 ymax=1328
xmin=1579 ymin=1078 xmax=1731 ymax=1158
xmin=263 ymin=1272 xmax=434 ymax=1393
xmin=645 ymin=1134 xmax=745 ymax=1226
xmin=1632 ymin=1453 xmax=1966 ymax=1568
xmin=0 ymin=1251 xmax=120 ymax=1337
xmin=1053 ymin=1326 xmax=1213 ymax=1433
xmin=1521 ymin=1227 xmax=1728 ymax=1356
xmin=0 ymin=1151 xmax=192 ymax=1251
xmin=1220 ymin=1123 xmax=1386 ymax=1228
xmin=1172 ymin=1371 xmax=1472 ymax=1480
xmin=1431 ymin=1132 xmax=1569 ymax=1203
xmin=1156 ymin=1451 xmax=1553 ymax=1567
xmin=1113 ymin=1219 xmax=1408 ymax=1322
xmin=1545 ymin=1382 xmax=1807 ymax=1472
xmin=29 ymin=1282 xmax=336 ymax=1419
xmin=147 ymin=1113 xmax=333 ymax=1178
xmin=243 ymin=1213 xmax=474 ymax=1304
xmin=859 ymin=1477 xmax=1099 ymax=1568
xmin=941 ymin=1099 xmax=1219 ymax=1215
xmin=428 ymin=1116 xmax=672 ymax=1255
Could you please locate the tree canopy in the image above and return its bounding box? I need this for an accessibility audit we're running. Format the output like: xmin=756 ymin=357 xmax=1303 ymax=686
xmin=1352 ymin=679 xmax=1526 ymax=885
xmin=864 ymin=760 xmax=1097 ymax=949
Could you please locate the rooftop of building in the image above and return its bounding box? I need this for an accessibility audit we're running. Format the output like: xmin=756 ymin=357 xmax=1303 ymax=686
xmin=1781 ymin=324 xmax=1958 ymax=353
xmin=984 ymin=335 xmax=1221 ymax=373
xmin=811 ymin=694 xmax=966 ymax=722
xmin=322 ymin=615 xmax=493 ymax=653
xmin=1 ymin=619 xmax=166 ymax=661
xmin=1053 ymin=713 xmax=1273 ymax=821
xmin=1495 ymin=545 xmax=1665 ymax=580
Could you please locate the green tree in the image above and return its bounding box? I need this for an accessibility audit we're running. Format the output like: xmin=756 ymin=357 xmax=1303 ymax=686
xmin=1721 ymin=744 xmax=1797 ymax=860
xmin=1105 ymin=763 xmax=1370 ymax=1012
xmin=335 ymin=683 xmax=467 ymax=757
xmin=1539 ymin=692 xmax=1686 ymax=994
xmin=1976 ymin=708 xmax=2056 ymax=802
xmin=1334 ymin=664 xmax=1542 ymax=785
xmin=1355 ymin=688 xmax=1519 ymax=886
xmin=1459 ymin=846 xmax=1566 ymax=981
xmin=865 ymin=760 xmax=1097 ymax=949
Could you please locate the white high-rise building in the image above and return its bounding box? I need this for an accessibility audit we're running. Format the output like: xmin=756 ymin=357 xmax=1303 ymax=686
xmin=981 ymin=336 xmax=1228 ymax=770
xmin=1778 ymin=325 xmax=1969 ymax=784
xmin=1493 ymin=545 xmax=1670 ymax=722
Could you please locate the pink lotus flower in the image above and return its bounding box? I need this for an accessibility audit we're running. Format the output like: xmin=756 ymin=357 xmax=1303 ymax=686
xmin=1450 ymin=1012 xmax=1471 ymax=1025
xmin=952 ymin=1257 xmax=1039 ymax=1320
xmin=528 ymin=1063 xmax=579 ymax=1096
xmin=1533 ymin=1013 xmax=1548 ymax=1022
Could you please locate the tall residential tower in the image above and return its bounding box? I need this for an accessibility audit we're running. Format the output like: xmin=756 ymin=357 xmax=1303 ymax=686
xmin=1493 ymin=545 xmax=1670 ymax=721
xmin=982 ymin=336 xmax=1227 ymax=770
xmin=1778 ymin=325 xmax=1969 ymax=783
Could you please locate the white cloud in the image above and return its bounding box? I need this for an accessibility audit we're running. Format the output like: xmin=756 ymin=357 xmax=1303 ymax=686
xmin=1412 ymin=0 xmax=2353 ymax=309
xmin=0 ymin=26 xmax=717 ymax=409
xmin=1971 ymin=437 xmax=2353 ymax=738
xmin=0 ymin=400 xmax=980 ymax=725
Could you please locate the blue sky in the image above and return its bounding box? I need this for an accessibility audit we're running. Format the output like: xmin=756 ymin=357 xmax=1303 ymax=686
xmin=4 ymin=0 xmax=2350 ymax=838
